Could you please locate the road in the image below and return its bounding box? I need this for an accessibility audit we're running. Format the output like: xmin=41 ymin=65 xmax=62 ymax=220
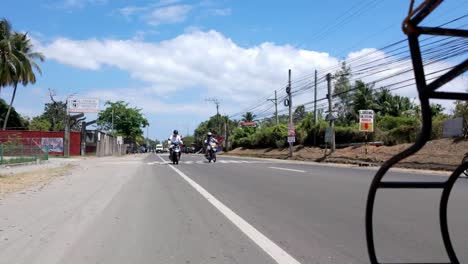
xmin=1 ymin=153 xmax=467 ymax=264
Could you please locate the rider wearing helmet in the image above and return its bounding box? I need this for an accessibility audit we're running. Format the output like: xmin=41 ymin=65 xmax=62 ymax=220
xmin=168 ymin=130 xmax=183 ymax=160
xmin=204 ymin=131 xmax=218 ymax=150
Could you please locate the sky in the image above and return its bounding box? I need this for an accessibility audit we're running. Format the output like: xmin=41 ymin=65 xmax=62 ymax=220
xmin=1 ymin=0 xmax=467 ymax=141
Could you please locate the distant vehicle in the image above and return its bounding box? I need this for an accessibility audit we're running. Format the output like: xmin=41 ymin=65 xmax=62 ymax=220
xmin=155 ymin=144 xmax=163 ymax=153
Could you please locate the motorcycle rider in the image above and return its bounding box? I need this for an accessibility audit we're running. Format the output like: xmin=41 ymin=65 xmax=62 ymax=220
xmin=168 ymin=130 xmax=183 ymax=161
xmin=204 ymin=132 xmax=218 ymax=158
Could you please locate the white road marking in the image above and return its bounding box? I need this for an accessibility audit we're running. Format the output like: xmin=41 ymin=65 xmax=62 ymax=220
xmin=156 ymin=155 xmax=301 ymax=264
xmin=219 ymin=160 xmax=229 ymax=163
xmin=196 ymin=160 xmax=204 ymax=164
xmin=184 ymin=161 xmax=194 ymax=164
xmin=268 ymin=167 xmax=306 ymax=173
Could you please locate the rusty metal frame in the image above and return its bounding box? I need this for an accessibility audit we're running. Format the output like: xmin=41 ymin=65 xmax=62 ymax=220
xmin=365 ymin=1 xmax=468 ymax=263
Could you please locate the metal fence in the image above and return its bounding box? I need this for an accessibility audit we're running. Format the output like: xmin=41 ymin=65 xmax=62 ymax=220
xmin=0 ymin=138 xmax=49 ymax=165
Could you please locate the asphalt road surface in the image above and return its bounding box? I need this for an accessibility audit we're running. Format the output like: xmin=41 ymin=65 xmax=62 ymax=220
xmin=1 ymin=153 xmax=467 ymax=264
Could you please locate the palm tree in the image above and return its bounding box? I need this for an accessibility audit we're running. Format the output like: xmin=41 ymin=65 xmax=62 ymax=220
xmin=1 ymin=26 xmax=44 ymax=130
xmin=0 ymin=19 xmax=18 ymax=95
xmin=352 ymin=80 xmax=376 ymax=119
xmin=241 ymin=112 xmax=256 ymax=122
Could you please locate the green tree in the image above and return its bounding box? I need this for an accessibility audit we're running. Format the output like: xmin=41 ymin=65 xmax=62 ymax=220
xmin=2 ymin=25 xmax=44 ymax=130
xmin=430 ymin=103 xmax=445 ymax=118
xmin=453 ymin=100 xmax=468 ymax=137
xmin=0 ymin=98 xmax=28 ymax=129
xmin=333 ymin=62 xmax=353 ymax=124
xmin=42 ymin=100 xmax=67 ymax=131
xmin=241 ymin=112 xmax=256 ymax=122
xmin=32 ymin=96 xmax=80 ymax=131
xmin=293 ymin=105 xmax=306 ymax=123
xmin=29 ymin=116 xmax=51 ymax=131
xmin=352 ymin=80 xmax=376 ymax=119
xmin=97 ymin=101 xmax=149 ymax=140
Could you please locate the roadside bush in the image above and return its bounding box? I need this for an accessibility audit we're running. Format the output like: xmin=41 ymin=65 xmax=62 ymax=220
xmin=378 ymin=115 xmax=417 ymax=131
xmin=383 ymin=125 xmax=419 ymax=145
xmin=335 ymin=126 xmax=372 ymax=144
xmin=431 ymin=115 xmax=445 ymax=140
xmin=252 ymin=124 xmax=287 ymax=148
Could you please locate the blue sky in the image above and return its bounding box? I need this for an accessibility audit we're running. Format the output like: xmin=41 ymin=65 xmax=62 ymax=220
xmin=2 ymin=0 xmax=467 ymax=141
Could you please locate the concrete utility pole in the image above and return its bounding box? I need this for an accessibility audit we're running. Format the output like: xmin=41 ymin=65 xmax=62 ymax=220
xmin=314 ymin=70 xmax=318 ymax=125
xmin=111 ymin=109 xmax=114 ymax=134
xmin=287 ymin=69 xmax=293 ymax=158
xmin=64 ymin=114 xmax=70 ymax=158
xmin=314 ymin=69 xmax=318 ymax=146
xmin=206 ymin=97 xmax=221 ymax=134
xmin=267 ymin=90 xmax=279 ymax=125
xmin=326 ymin=73 xmax=336 ymax=153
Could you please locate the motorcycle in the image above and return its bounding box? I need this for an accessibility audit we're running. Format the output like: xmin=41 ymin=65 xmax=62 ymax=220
xmin=170 ymin=142 xmax=181 ymax=165
xmin=205 ymin=141 xmax=217 ymax=163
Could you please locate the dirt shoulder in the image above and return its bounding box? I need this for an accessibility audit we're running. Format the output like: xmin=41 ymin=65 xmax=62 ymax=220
xmin=0 ymin=164 xmax=76 ymax=198
xmin=225 ymin=138 xmax=468 ymax=171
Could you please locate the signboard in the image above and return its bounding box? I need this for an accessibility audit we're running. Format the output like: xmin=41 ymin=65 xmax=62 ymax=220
xmin=41 ymin=138 xmax=64 ymax=153
xmin=359 ymin=110 xmax=374 ymax=132
xmin=288 ymin=123 xmax=295 ymax=137
xmin=68 ymin=98 xmax=99 ymax=113
xmin=117 ymin=136 xmax=123 ymax=145
xmin=287 ymin=136 xmax=296 ymax=143
xmin=325 ymin=127 xmax=332 ymax=143
xmin=240 ymin=121 xmax=257 ymax=127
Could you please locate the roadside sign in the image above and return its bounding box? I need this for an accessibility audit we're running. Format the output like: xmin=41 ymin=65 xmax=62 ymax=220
xmin=68 ymin=98 xmax=100 ymax=113
xmin=117 ymin=136 xmax=123 ymax=145
xmin=287 ymin=136 xmax=296 ymax=143
xmin=359 ymin=110 xmax=374 ymax=132
xmin=287 ymin=123 xmax=296 ymax=137
xmin=325 ymin=127 xmax=332 ymax=143
xmin=240 ymin=121 xmax=257 ymax=127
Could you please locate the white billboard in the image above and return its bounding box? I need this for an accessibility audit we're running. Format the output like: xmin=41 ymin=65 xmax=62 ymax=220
xmin=68 ymin=98 xmax=99 ymax=113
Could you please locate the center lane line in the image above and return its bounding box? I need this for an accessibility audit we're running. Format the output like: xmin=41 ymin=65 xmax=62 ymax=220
xmin=268 ymin=167 xmax=306 ymax=173
xmin=156 ymin=154 xmax=301 ymax=264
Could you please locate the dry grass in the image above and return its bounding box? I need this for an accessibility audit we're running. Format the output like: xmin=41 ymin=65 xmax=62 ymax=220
xmin=0 ymin=164 xmax=76 ymax=199
xmin=227 ymin=138 xmax=468 ymax=171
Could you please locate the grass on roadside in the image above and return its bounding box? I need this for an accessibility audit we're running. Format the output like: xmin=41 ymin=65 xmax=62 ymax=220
xmin=0 ymin=164 xmax=76 ymax=198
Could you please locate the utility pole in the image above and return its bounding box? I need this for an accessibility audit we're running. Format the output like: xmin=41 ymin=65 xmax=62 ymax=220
xmin=267 ymin=90 xmax=278 ymax=125
xmin=111 ymin=108 xmax=114 ymax=134
xmin=314 ymin=69 xmax=318 ymax=146
xmin=64 ymin=114 xmax=70 ymax=158
xmin=326 ymin=73 xmax=336 ymax=153
xmin=287 ymin=69 xmax=293 ymax=158
xmin=314 ymin=70 xmax=318 ymax=125
xmin=206 ymin=97 xmax=221 ymax=134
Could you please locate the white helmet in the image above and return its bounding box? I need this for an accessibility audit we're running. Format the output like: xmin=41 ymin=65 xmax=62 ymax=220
xmin=207 ymin=132 xmax=212 ymax=136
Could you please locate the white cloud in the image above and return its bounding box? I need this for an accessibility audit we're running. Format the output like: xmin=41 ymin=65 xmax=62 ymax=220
xmin=35 ymin=29 xmax=465 ymax=117
xmin=145 ymin=5 xmax=192 ymax=26
xmin=211 ymin=8 xmax=231 ymax=16
xmin=117 ymin=1 xmax=190 ymax=26
xmin=35 ymin=30 xmax=338 ymax=115
xmin=51 ymin=0 xmax=108 ymax=9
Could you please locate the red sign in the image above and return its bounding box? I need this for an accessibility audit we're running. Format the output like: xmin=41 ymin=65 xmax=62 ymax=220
xmin=240 ymin=122 xmax=257 ymax=127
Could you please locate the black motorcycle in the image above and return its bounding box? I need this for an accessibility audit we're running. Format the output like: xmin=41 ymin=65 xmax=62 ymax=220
xmin=205 ymin=142 xmax=217 ymax=163
xmin=170 ymin=142 xmax=181 ymax=165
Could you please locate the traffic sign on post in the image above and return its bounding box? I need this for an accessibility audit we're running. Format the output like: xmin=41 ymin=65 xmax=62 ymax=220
xmin=359 ymin=110 xmax=374 ymax=132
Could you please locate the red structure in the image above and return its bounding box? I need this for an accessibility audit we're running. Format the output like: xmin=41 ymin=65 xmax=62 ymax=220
xmin=0 ymin=130 xmax=81 ymax=156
